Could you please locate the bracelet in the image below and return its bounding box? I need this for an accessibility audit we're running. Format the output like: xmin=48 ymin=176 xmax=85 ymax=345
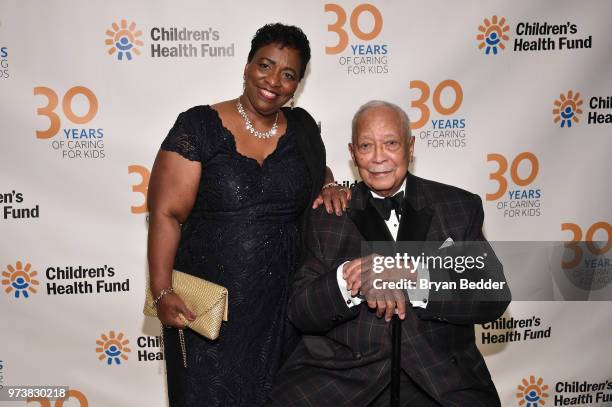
xmin=322 ymin=182 xmax=339 ymax=189
xmin=153 ymin=287 xmax=174 ymax=307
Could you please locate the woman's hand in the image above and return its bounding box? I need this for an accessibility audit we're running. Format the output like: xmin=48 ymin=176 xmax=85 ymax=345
xmin=156 ymin=292 xmax=196 ymax=328
xmin=312 ymin=184 xmax=352 ymax=216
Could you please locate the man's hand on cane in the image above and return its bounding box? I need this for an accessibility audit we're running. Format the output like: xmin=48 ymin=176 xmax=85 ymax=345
xmin=343 ymin=254 xmax=416 ymax=321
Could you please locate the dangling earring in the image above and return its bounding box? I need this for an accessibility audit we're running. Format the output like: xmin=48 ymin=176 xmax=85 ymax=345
xmin=243 ymin=76 xmax=246 ymax=91
xmin=290 ymin=96 xmax=295 ymax=108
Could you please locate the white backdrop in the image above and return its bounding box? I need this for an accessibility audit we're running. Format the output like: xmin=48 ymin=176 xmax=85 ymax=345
xmin=1 ymin=1 xmax=611 ymax=406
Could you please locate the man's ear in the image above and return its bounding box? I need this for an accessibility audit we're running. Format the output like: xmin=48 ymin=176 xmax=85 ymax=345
xmin=408 ymin=136 xmax=415 ymax=160
xmin=408 ymin=136 xmax=415 ymax=164
xmin=348 ymin=143 xmax=356 ymax=165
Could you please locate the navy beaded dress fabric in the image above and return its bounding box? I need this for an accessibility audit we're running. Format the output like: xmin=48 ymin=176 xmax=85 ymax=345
xmin=160 ymin=105 xmax=311 ymax=407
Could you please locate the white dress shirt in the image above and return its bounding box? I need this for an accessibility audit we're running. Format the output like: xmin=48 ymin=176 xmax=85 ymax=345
xmin=336 ymin=181 xmax=430 ymax=309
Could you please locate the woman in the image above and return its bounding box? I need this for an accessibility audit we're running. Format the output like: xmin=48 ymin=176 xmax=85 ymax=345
xmin=147 ymin=23 xmax=348 ymax=406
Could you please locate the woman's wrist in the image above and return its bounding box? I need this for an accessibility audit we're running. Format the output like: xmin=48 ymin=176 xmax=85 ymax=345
xmin=322 ymin=181 xmax=339 ymax=189
xmin=153 ymin=286 xmax=174 ymax=307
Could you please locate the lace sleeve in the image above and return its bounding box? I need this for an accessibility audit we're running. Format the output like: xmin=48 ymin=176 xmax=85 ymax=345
xmin=160 ymin=109 xmax=203 ymax=162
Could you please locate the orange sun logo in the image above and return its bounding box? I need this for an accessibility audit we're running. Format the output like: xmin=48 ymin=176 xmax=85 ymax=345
xmin=105 ymin=19 xmax=143 ymax=61
xmin=477 ymin=15 xmax=510 ymax=55
xmin=2 ymin=261 xmax=39 ymax=299
xmin=96 ymin=331 xmax=131 ymax=365
xmin=553 ymin=90 xmax=583 ymax=128
xmin=516 ymin=375 xmax=549 ymax=406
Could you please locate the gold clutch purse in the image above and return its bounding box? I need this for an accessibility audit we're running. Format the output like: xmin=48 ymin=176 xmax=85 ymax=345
xmin=144 ymin=270 xmax=228 ymax=340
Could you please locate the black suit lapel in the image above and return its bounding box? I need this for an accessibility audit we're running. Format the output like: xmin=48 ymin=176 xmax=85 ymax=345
xmin=348 ymin=200 xmax=394 ymax=242
xmin=396 ymin=172 xmax=434 ymax=242
xmin=347 ymin=183 xmax=393 ymax=242
xmin=396 ymin=200 xmax=433 ymax=242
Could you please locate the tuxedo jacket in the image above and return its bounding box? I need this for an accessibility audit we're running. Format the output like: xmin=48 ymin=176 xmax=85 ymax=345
xmin=269 ymin=173 xmax=511 ymax=407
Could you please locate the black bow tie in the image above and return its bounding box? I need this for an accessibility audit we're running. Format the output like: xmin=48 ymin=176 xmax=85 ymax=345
xmin=370 ymin=191 xmax=404 ymax=221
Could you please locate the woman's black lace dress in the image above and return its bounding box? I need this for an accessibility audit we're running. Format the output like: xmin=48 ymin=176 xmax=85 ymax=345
xmin=160 ymin=105 xmax=311 ymax=407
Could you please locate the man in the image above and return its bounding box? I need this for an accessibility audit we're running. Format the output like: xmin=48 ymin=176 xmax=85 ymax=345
xmin=269 ymin=101 xmax=511 ymax=406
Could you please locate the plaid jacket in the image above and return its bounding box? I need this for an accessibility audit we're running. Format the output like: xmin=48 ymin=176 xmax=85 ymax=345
xmin=269 ymin=173 xmax=511 ymax=407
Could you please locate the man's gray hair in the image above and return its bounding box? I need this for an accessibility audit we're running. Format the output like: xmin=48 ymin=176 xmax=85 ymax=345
xmin=351 ymin=100 xmax=412 ymax=143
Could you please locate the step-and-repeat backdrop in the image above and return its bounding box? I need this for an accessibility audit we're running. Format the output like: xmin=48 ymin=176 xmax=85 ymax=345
xmin=1 ymin=1 xmax=611 ymax=406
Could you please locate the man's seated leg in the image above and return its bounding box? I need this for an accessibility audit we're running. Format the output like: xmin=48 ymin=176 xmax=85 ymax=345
xmin=367 ymin=370 xmax=440 ymax=407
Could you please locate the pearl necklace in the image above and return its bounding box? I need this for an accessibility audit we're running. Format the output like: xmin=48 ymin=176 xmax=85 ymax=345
xmin=236 ymin=99 xmax=278 ymax=139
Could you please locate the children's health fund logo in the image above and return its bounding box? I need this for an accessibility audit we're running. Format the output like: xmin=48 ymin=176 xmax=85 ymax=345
xmin=516 ymin=376 xmax=612 ymax=406
xmin=105 ymin=19 xmax=143 ymax=61
xmin=324 ymin=3 xmax=389 ymax=75
xmin=96 ymin=331 xmax=165 ymax=365
xmin=33 ymin=86 xmax=105 ymax=159
xmin=2 ymin=261 xmax=131 ymax=297
xmin=96 ymin=331 xmax=131 ymax=365
xmin=553 ymin=90 xmax=612 ymax=127
xmin=1 ymin=261 xmax=40 ymax=299
xmin=476 ymin=15 xmax=510 ymax=55
xmin=516 ymin=376 xmax=549 ymax=406
xmin=477 ymin=16 xmax=594 ymax=54
xmin=105 ymin=19 xmax=234 ymax=60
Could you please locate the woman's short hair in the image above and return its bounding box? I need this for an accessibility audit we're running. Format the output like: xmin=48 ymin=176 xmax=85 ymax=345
xmin=247 ymin=23 xmax=311 ymax=79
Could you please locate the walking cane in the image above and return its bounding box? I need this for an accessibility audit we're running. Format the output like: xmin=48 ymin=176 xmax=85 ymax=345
xmin=390 ymin=314 xmax=401 ymax=407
